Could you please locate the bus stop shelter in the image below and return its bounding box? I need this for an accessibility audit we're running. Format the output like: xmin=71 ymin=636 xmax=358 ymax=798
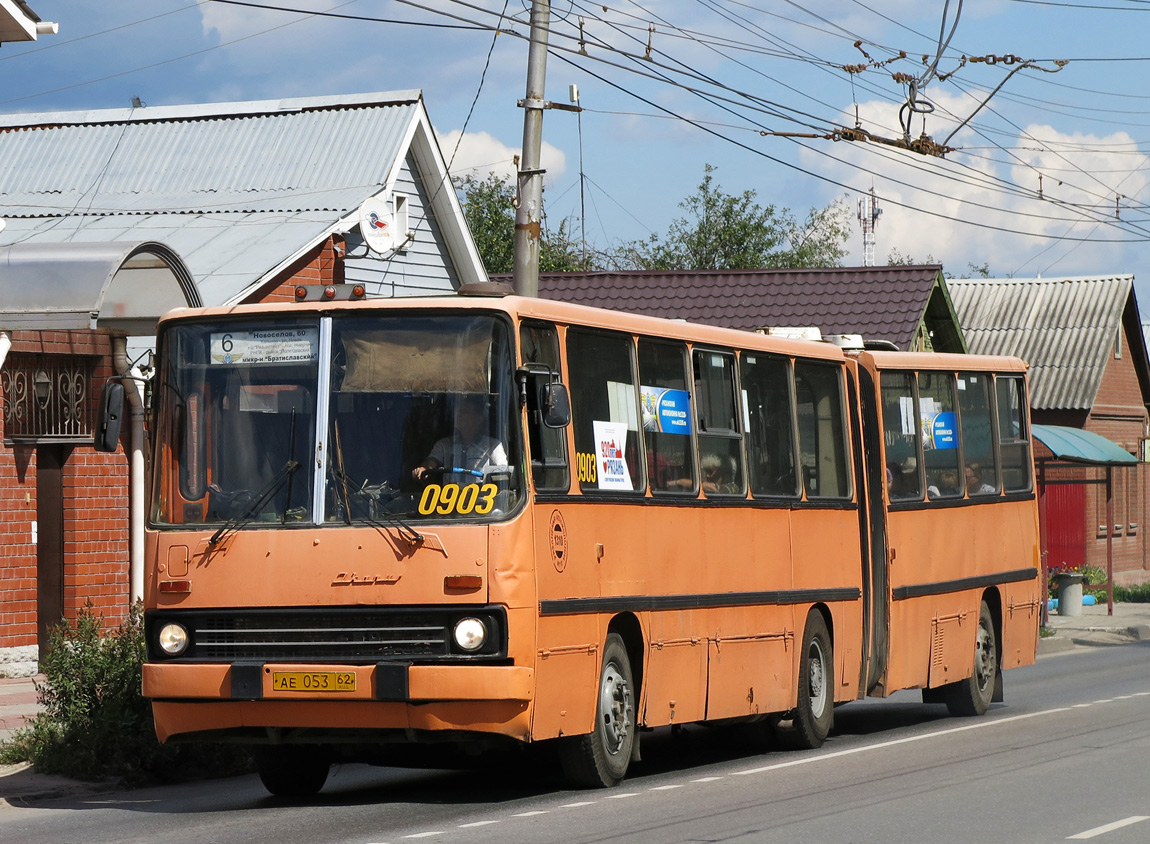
xmin=1032 ymin=424 xmax=1139 ymax=622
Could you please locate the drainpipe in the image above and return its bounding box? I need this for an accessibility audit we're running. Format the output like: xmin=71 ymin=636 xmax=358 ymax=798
xmin=112 ymin=337 xmax=146 ymax=604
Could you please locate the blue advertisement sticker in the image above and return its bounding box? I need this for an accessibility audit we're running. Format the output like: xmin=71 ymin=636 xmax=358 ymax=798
xmin=642 ymin=387 xmax=692 ymax=435
xmin=932 ymin=411 xmax=958 ymax=449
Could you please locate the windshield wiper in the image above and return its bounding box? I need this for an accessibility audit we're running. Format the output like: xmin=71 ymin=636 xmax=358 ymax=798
xmin=328 ymin=466 xmax=423 ymax=546
xmin=208 ymin=459 xmax=301 ymax=547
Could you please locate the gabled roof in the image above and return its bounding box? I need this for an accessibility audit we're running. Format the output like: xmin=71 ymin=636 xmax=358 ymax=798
xmin=0 ymin=91 xmax=484 ymax=307
xmin=949 ymin=275 xmax=1150 ymax=410
xmin=531 ymin=265 xmax=956 ymax=351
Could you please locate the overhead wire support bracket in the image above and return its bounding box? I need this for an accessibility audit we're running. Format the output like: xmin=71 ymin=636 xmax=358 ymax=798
xmin=517 ymin=98 xmax=583 ymax=113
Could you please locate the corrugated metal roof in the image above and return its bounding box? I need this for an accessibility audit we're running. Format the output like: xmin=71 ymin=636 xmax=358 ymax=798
xmin=0 ymin=94 xmax=418 ymax=215
xmin=949 ymin=275 xmax=1133 ymax=410
xmin=0 ymin=91 xmax=469 ymax=308
xmin=517 ymin=266 xmax=945 ymax=350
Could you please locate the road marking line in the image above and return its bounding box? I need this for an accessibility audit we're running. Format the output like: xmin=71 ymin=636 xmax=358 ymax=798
xmin=458 ymin=821 xmax=499 ymax=828
xmin=606 ymin=792 xmax=639 ymax=799
xmin=731 ymin=707 xmax=1072 ymax=776
xmin=692 ymin=776 xmax=724 ymax=782
xmin=560 ymin=801 xmax=596 ymax=808
xmin=1093 ymin=699 xmax=1115 ymax=704
xmin=513 ymin=810 xmax=549 ymax=817
xmin=403 ymin=833 xmax=445 ymax=839
xmin=1067 ymin=816 xmax=1150 ymax=839
xmin=1072 ymin=704 xmax=1092 ymax=708
xmin=649 ymin=784 xmax=683 ymax=791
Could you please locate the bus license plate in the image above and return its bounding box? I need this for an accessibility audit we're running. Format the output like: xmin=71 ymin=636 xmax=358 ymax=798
xmin=271 ymin=671 xmax=357 ymax=693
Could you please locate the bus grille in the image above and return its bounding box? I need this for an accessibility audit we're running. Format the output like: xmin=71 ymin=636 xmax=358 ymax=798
xmin=146 ymin=607 xmax=505 ymax=663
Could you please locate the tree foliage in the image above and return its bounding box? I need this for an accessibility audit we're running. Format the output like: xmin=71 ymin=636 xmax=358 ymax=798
xmin=454 ymin=173 xmax=590 ymax=275
xmin=617 ymin=164 xmax=851 ymax=271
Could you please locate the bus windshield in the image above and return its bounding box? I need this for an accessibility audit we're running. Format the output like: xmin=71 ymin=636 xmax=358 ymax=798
xmin=151 ymin=312 xmax=523 ymax=528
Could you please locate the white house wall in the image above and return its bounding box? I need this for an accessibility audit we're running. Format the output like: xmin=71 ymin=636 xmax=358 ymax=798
xmin=344 ymin=150 xmax=460 ymax=297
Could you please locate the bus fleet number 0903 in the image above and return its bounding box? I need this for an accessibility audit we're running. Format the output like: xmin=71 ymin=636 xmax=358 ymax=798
xmin=418 ymin=483 xmax=498 ymax=515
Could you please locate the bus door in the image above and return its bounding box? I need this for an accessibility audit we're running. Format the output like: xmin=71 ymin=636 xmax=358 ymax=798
xmin=853 ymin=360 xmax=889 ymax=695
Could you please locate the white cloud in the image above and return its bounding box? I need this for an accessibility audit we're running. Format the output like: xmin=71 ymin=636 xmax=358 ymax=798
xmin=805 ymin=91 xmax=1150 ymax=276
xmin=436 ymin=128 xmax=567 ymax=185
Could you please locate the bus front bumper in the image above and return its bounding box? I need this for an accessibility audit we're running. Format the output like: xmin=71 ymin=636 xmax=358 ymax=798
xmin=142 ymin=662 xmax=533 ymax=703
xmin=143 ymin=662 xmax=535 ymax=743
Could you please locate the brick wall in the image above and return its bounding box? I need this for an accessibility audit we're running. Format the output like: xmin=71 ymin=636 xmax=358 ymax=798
xmin=0 ymin=330 xmax=130 ymax=666
xmin=250 ymin=235 xmax=346 ymax=303
xmin=1082 ymin=320 xmax=1149 ymax=585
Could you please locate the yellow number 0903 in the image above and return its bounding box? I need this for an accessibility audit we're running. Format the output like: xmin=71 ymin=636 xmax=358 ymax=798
xmin=418 ymin=483 xmax=498 ymax=516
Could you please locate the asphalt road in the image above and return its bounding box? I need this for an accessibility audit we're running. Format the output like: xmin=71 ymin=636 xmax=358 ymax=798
xmin=2 ymin=642 xmax=1149 ymax=844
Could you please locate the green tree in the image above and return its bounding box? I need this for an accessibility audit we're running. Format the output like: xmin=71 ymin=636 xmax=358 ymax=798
xmin=616 ymin=164 xmax=851 ymax=271
xmin=454 ymin=173 xmax=590 ymax=275
xmin=887 ymin=249 xmax=994 ymax=279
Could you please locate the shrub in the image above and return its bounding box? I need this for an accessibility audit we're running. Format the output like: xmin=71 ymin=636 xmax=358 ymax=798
xmin=0 ymin=602 xmax=250 ymax=786
xmin=1114 ymin=582 xmax=1150 ymax=603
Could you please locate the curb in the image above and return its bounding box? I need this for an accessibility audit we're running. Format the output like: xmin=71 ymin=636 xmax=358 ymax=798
xmin=0 ymin=763 xmax=112 ymax=806
xmin=1037 ymin=636 xmax=1077 ymax=655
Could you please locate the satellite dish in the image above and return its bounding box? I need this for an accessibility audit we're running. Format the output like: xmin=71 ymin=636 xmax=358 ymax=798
xmin=358 ymin=194 xmax=396 ymax=253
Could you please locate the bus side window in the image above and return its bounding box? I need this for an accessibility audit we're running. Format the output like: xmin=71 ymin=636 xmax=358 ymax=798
xmin=741 ymin=354 xmax=798 ymax=497
xmin=639 ymin=339 xmax=696 ymax=494
xmin=918 ymin=371 xmax=962 ymax=500
xmin=521 ymin=321 xmax=570 ymax=492
xmin=995 ymin=375 xmax=1033 ymax=493
xmin=795 ymin=362 xmax=851 ymax=499
xmin=957 ymin=372 xmax=1000 ymax=496
xmin=567 ymin=329 xmax=644 ymax=494
xmin=880 ymin=370 xmax=922 ymax=501
xmin=694 ymin=349 xmax=745 ymax=496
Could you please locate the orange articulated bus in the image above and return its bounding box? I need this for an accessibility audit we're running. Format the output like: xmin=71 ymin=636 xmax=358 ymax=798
xmin=140 ymin=288 xmax=1041 ymax=796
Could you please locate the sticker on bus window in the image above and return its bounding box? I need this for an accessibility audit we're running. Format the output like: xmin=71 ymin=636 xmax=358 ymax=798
xmin=640 ymin=387 xmax=692 ymax=435
xmin=210 ymin=328 xmax=319 ymax=365
xmin=592 ymin=420 xmax=633 ymax=491
xmin=930 ymin=412 xmax=958 ymax=450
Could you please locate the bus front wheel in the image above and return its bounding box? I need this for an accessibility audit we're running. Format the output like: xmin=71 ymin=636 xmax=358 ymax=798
xmin=255 ymin=745 xmax=331 ymax=797
xmin=559 ymin=632 xmax=636 ymax=787
xmin=944 ymin=600 xmax=997 ymax=717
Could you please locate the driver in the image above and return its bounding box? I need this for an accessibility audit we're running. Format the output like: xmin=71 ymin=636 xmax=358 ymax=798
xmin=412 ymin=394 xmax=508 ymax=485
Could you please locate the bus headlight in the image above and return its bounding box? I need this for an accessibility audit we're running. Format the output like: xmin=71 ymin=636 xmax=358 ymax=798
xmin=453 ymin=618 xmax=486 ymax=652
xmin=158 ymin=623 xmax=190 ymax=656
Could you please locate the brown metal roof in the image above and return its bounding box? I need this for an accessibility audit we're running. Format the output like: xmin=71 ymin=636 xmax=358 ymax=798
xmin=516 ymin=266 xmax=946 ymax=350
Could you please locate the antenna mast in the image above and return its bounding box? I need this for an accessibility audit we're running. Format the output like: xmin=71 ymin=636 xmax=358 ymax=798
xmin=857 ymin=187 xmax=881 ymax=267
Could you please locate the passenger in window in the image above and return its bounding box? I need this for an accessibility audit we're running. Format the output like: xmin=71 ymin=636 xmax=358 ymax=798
xmin=927 ymin=468 xmax=960 ymax=499
xmin=888 ymin=457 xmax=920 ymax=498
xmin=412 ymin=394 xmax=507 ymax=485
xmin=702 ymin=453 xmax=739 ymax=495
xmin=965 ymin=463 xmax=996 ymax=495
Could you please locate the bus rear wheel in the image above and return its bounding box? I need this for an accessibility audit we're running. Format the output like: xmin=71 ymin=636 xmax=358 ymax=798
xmin=255 ymin=745 xmax=331 ymax=797
xmin=775 ymin=611 xmax=834 ymax=750
xmin=944 ymin=600 xmax=997 ymax=717
xmin=558 ymin=632 xmax=636 ymax=787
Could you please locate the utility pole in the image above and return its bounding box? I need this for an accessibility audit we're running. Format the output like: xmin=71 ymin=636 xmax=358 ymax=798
xmin=857 ymin=186 xmax=881 ymax=267
xmin=512 ymin=0 xmax=552 ymax=297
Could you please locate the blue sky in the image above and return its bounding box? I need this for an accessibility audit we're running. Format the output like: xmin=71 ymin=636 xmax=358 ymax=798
xmin=5 ymin=1 xmax=1150 ymax=303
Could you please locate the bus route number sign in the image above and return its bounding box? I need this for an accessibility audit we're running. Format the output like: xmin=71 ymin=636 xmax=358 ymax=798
xmin=272 ymin=671 xmax=357 ymax=693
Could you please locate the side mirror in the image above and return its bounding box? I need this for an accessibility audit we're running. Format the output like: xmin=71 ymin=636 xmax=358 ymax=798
xmin=541 ymin=382 xmax=571 ymax=428
xmin=94 ymin=379 xmax=125 ymax=453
